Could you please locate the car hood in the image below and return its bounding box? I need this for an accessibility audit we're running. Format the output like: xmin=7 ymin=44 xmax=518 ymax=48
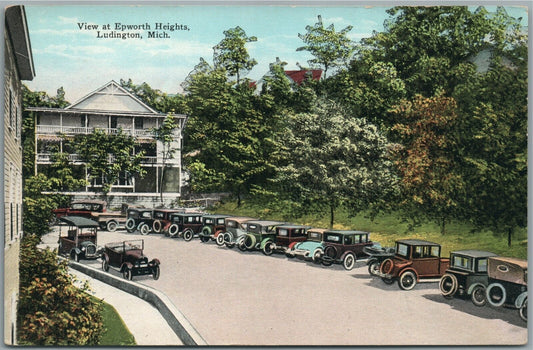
xmin=125 ymin=250 xmax=144 ymax=259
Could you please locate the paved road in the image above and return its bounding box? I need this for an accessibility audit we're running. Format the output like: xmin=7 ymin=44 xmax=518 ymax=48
xmin=42 ymin=227 xmax=528 ymax=346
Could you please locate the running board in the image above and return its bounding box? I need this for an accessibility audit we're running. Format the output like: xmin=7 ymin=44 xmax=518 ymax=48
xmin=419 ymin=278 xmax=441 ymax=283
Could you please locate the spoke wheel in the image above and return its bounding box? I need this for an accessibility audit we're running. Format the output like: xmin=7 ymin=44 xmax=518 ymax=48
xmin=125 ymin=218 xmax=136 ymax=233
xmin=216 ymin=233 xmax=226 ymax=246
xmin=368 ymin=261 xmax=380 ymax=276
xmin=140 ymin=224 xmax=150 ymax=235
xmin=398 ymin=271 xmax=417 ymax=290
xmin=123 ymin=268 xmax=133 ymax=281
xmin=343 ymin=253 xmax=356 ymax=270
xmin=439 ymin=273 xmax=458 ymax=297
xmin=312 ymin=249 xmax=323 ymax=264
xmin=487 ymin=283 xmax=506 ymax=307
xmin=183 ymin=230 xmax=193 ymax=241
xmin=471 ymin=285 xmax=487 ymax=307
xmin=107 ymin=221 xmax=118 ymax=232
xmin=152 ymin=265 xmax=160 ymax=280
xmin=263 ymin=242 xmax=274 ymax=256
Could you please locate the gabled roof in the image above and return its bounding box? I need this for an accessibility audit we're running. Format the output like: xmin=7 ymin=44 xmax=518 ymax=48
xmin=66 ymin=80 xmax=159 ymax=114
xmin=284 ymin=70 xmax=322 ymax=85
xmin=5 ymin=6 xmax=35 ymax=81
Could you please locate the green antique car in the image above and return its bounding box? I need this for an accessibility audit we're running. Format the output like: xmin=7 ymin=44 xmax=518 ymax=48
xmin=239 ymin=220 xmax=286 ymax=253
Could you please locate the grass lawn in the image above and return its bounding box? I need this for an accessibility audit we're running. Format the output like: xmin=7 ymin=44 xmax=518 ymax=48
xmin=214 ymin=200 xmax=527 ymax=259
xmin=99 ymin=300 xmax=136 ymax=346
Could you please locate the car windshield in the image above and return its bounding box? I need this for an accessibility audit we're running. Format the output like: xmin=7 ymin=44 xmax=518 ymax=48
xmin=452 ymin=255 xmax=473 ymax=271
xmin=324 ymin=233 xmax=342 ymax=243
xmin=71 ymin=203 xmax=92 ymax=210
xmin=308 ymin=231 xmax=322 ymax=242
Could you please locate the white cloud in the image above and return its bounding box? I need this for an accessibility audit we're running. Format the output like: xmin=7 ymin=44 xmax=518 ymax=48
xmin=58 ymin=16 xmax=81 ymax=25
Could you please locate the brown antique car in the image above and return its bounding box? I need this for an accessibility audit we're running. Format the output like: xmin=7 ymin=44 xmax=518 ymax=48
xmin=101 ymin=239 xmax=160 ymax=280
xmin=485 ymin=256 xmax=528 ymax=322
xmin=52 ymin=200 xmax=106 ymax=223
xmin=199 ymin=214 xmax=231 ymax=243
xmin=58 ymin=216 xmax=102 ymax=262
xmin=261 ymin=224 xmax=311 ymax=255
xmin=167 ymin=212 xmax=204 ymax=241
xmin=152 ymin=209 xmax=186 ymax=234
xmin=319 ymin=230 xmax=375 ymax=270
xmin=377 ymin=239 xmax=450 ymax=290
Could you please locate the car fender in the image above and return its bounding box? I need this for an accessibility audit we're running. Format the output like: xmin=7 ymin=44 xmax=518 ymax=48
xmin=214 ymin=229 xmax=224 ymax=238
xmin=260 ymin=238 xmax=274 ymax=250
xmin=288 ymin=242 xmax=298 ymax=250
xmin=467 ymin=282 xmax=486 ymax=296
xmin=120 ymin=262 xmax=133 ymax=272
xmin=366 ymin=257 xmax=378 ymax=266
xmin=340 ymin=250 xmax=356 ymax=261
xmin=150 ymin=258 xmax=161 ymax=266
xmin=515 ymin=291 xmax=528 ymax=309
xmin=70 ymin=247 xmax=82 ymax=256
xmin=101 ymin=253 xmax=109 ymax=262
xmin=398 ymin=267 xmax=419 ymax=281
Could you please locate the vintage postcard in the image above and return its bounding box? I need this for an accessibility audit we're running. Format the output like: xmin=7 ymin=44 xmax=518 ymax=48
xmin=4 ymin=1 xmax=529 ymax=346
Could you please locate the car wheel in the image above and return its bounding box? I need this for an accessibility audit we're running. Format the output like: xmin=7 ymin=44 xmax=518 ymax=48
xmin=183 ymin=229 xmax=193 ymax=241
xmin=486 ymin=283 xmax=507 ymax=307
xmin=152 ymin=220 xmax=162 ymax=233
xmin=71 ymin=252 xmax=80 ymax=262
xmin=343 ymin=253 xmax=356 ymax=270
xmin=324 ymin=246 xmax=337 ymax=259
xmin=380 ymin=258 xmax=394 ymax=275
xmin=140 ymin=224 xmax=150 ymax=235
xmin=102 ymin=259 xmax=109 ymax=272
xmin=312 ymin=248 xmax=323 ymax=264
xmin=244 ymin=234 xmax=256 ymax=250
xmin=125 ymin=218 xmax=136 ymax=233
xmin=382 ymin=277 xmax=395 ymax=284
xmin=216 ymin=232 xmax=226 ymax=246
xmin=439 ymin=273 xmax=458 ymax=297
xmin=237 ymin=237 xmax=247 ymax=251
xmin=168 ymin=224 xmax=180 ymax=237
xmin=368 ymin=261 xmax=380 ymax=276
xmin=107 ymin=221 xmax=118 ymax=232
xmin=471 ymin=285 xmax=487 ymax=307
xmin=519 ymin=297 xmax=527 ymax=322
xmin=123 ymin=268 xmax=133 ymax=281
xmin=398 ymin=271 xmax=417 ymax=290
xmin=152 ymin=265 xmax=160 ymax=280
xmin=263 ymin=242 xmax=274 ymax=256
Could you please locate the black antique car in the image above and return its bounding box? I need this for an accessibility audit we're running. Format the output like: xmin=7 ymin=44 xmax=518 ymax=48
xmin=125 ymin=208 xmax=155 ymax=235
xmin=58 ymin=216 xmax=102 ymax=262
xmin=439 ymin=250 xmax=498 ymax=306
xmin=199 ymin=214 xmax=230 ymax=243
xmin=167 ymin=212 xmax=204 ymax=241
xmin=363 ymin=244 xmax=396 ymax=276
xmin=101 ymin=239 xmax=160 ymax=280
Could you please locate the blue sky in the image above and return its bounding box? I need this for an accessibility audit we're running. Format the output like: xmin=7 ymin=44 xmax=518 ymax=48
xmin=23 ymin=4 xmax=528 ymax=103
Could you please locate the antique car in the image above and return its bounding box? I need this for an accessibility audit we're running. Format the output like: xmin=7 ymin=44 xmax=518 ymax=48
xmin=439 ymin=250 xmax=498 ymax=306
xmin=377 ymin=239 xmax=450 ymax=290
xmin=319 ymin=230 xmax=374 ymax=270
xmin=52 ymin=200 xmax=106 ymax=223
xmin=363 ymin=244 xmax=396 ymax=276
xmin=285 ymin=228 xmax=328 ymax=262
xmin=261 ymin=224 xmax=311 ymax=256
xmin=101 ymin=239 xmax=160 ymax=280
xmin=91 ymin=203 xmax=132 ymax=232
xmin=198 ymin=214 xmax=230 ymax=243
xmin=485 ymin=256 xmax=527 ymax=322
xmin=152 ymin=209 xmax=185 ymax=234
xmin=239 ymin=220 xmax=286 ymax=252
xmin=220 ymin=216 xmax=256 ymax=248
xmin=58 ymin=216 xmax=102 ymax=262
xmin=167 ymin=212 xmax=204 ymax=241
xmin=125 ymin=208 xmax=155 ymax=235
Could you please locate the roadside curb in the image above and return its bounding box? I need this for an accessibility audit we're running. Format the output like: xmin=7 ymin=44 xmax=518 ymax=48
xmin=67 ymin=260 xmax=207 ymax=346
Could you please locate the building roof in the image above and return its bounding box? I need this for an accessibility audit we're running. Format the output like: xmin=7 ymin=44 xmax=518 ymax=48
xmin=284 ymin=69 xmax=322 ymax=85
xmin=66 ymin=80 xmax=160 ymax=114
xmin=5 ymin=5 xmax=35 ymax=81
xmin=59 ymin=216 xmax=100 ymax=228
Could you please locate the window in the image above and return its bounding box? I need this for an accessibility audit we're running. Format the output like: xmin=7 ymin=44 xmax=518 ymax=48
xmin=452 ymin=255 xmax=472 ymax=270
xmin=477 ymin=258 xmax=488 ymax=273
xmin=111 ymin=116 xmax=118 ymax=129
xmin=204 ymin=218 xmax=214 ymax=224
xmin=217 ymin=219 xmax=225 ymax=225
xmin=135 ymin=118 xmax=143 ymax=129
xmin=396 ymin=243 xmax=409 ymax=258
xmin=278 ymin=228 xmax=288 ymax=236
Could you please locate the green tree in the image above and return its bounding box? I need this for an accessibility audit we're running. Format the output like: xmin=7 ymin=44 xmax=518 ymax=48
xmin=213 ymin=26 xmax=258 ymax=83
xmin=119 ymin=79 xmax=187 ymax=114
xmin=297 ymin=15 xmax=354 ymax=78
xmin=276 ymin=98 xmax=397 ymax=227
xmin=71 ymin=129 xmax=145 ymax=198
xmin=18 ymin=235 xmax=104 ymax=345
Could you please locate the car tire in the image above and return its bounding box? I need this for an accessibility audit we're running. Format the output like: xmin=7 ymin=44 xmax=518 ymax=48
xmin=368 ymin=260 xmax=380 ymax=276
xmin=71 ymin=251 xmax=80 ymax=262
xmin=519 ymin=297 xmax=527 ymax=322
xmin=123 ymin=268 xmax=133 ymax=281
xmin=487 ymin=283 xmax=507 ymax=307
xmin=312 ymin=248 xmax=323 ymax=264
xmin=152 ymin=265 xmax=160 ymax=280
xmin=225 ymin=233 xmax=236 ymax=248
xmin=106 ymin=220 xmax=118 ymax=232
xmin=140 ymin=224 xmax=151 ymax=235
xmin=125 ymin=218 xmax=136 ymax=233
xmin=244 ymin=234 xmax=256 ymax=250
xmin=168 ymin=224 xmax=180 ymax=237
xmin=324 ymin=246 xmax=337 ymax=259
xmin=471 ymin=285 xmax=487 ymax=307
xmin=343 ymin=253 xmax=356 ymax=270
xmin=201 ymin=226 xmax=212 ymax=241
xmin=102 ymin=259 xmax=109 ymax=272
xmin=439 ymin=273 xmax=458 ymax=297
xmin=380 ymin=258 xmax=394 ymax=275
xmin=237 ymin=237 xmax=247 ymax=251
xmin=216 ymin=232 xmax=226 ymax=246
xmin=183 ymin=229 xmax=194 ymax=241
xmin=398 ymin=271 xmax=417 ymax=290
xmin=152 ymin=220 xmax=162 ymax=233
xmin=263 ymin=242 xmax=274 ymax=256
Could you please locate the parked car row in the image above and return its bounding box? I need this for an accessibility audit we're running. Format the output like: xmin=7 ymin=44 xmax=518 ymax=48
xmin=53 ymin=203 xmax=527 ymax=322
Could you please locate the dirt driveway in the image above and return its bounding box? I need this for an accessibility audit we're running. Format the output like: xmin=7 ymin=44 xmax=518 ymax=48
xmin=42 ymin=227 xmax=527 ymax=346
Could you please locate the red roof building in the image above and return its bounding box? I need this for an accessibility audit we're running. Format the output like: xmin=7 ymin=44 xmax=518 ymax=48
xmin=284 ymin=69 xmax=322 ymax=85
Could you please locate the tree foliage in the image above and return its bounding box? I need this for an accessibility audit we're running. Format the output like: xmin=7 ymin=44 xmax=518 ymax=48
xmin=18 ymin=235 xmax=104 ymax=345
xmin=213 ymin=26 xmax=258 ymax=83
xmin=297 ymin=15 xmax=354 ymax=78
xmin=119 ymin=79 xmax=187 ymax=114
xmin=152 ymin=113 xmax=181 ymax=202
